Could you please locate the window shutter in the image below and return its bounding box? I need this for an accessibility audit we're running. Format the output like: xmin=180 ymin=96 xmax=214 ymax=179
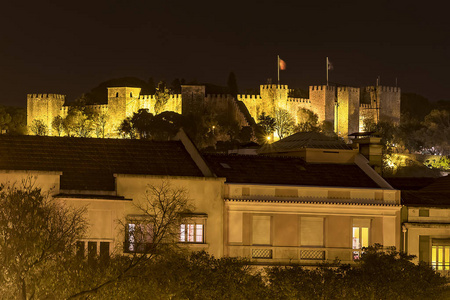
xmin=419 ymin=236 xmax=430 ymax=263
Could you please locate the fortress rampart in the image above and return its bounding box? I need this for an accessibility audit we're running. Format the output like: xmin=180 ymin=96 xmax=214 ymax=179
xmin=27 ymin=82 xmax=401 ymax=139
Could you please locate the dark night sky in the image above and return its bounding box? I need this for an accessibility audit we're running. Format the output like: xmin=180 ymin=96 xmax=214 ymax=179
xmin=1 ymin=0 xmax=448 ymax=107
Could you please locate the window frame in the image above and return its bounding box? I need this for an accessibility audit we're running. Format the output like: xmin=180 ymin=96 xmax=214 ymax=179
xmin=125 ymin=218 xmax=154 ymax=253
xmin=352 ymin=218 xmax=371 ymax=260
xmin=179 ymin=213 xmax=207 ymax=244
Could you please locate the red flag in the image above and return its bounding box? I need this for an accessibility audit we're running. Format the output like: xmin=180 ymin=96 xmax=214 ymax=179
xmin=279 ymin=58 xmax=286 ymax=70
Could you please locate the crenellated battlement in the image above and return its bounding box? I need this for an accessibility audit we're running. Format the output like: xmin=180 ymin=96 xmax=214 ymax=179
xmin=139 ymin=95 xmax=155 ymax=100
xmin=27 ymin=93 xmax=66 ymax=100
xmin=261 ymin=84 xmax=289 ymax=90
xmin=287 ymin=97 xmax=311 ymax=104
xmin=365 ymin=86 xmax=401 ymax=93
xmin=237 ymin=94 xmax=262 ymax=101
xmin=338 ymin=87 xmax=359 ymax=93
xmin=360 ymin=103 xmax=375 ymax=109
xmin=310 ymin=85 xmax=335 ymax=91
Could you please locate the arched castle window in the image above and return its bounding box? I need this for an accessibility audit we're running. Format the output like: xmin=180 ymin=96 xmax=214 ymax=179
xmin=116 ymin=92 xmax=119 ymax=97
xmin=130 ymin=92 xmax=133 ymax=97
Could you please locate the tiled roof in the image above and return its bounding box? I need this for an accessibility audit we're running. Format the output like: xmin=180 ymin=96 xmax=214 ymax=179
xmin=401 ymin=191 xmax=450 ymax=207
xmin=385 ymin=177 xmax=438 ymax=190
xmin=398 ymin=175 xmax=450 ymax=207
xmin=258 ymin=132 xmax=353 ymax=154
xmin=0 ymin=135 xmax=204 ymax=191
xmin=204 ymin=154 xmax=380 ymax=188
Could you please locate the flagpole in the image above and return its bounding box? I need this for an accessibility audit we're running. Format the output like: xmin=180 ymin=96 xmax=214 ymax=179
xmin=326 ymin=57 xmax=329 ymax=86
xmin=277 ymin=55 xmax=280 ymax=84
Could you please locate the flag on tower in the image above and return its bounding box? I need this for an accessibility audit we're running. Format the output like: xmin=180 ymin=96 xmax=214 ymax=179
xmin=279 ymin=58 xmax=286 ymax=70
xmin=327 ymin=57 xmax=333 ymax=71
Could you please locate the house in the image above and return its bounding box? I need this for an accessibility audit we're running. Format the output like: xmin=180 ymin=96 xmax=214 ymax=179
xmin=0 ymin=133 xmax=225 ymax=258
xmin=0 ymin=132 xmax=401 ymax=265
xmin=392 ymin=176 xmax=450 ymax=274
xmin=204 ymin=153 xmax=401 ymax=264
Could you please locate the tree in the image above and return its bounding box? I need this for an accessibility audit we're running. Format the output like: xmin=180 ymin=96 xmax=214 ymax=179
xmin=345 ymin=245 xmax=447 ymax=299
xmin=92 ymin=112 xmax=109 ymax=138
xmin=420 ymin=109 xmax=450 ymax=155
xmin=257 ymin=112 xmax=276 ymax=136
xmin=117 ymin=117 xmax=137 ymax=139
xmin=294 ymin=108 xmax=319 ymax=132
xmin=265 ymin=245 xmax=447 ymax=300
xmin=274 ymin=108 xmax=294 ymax=139
xmin=154 ymin=81 xmax=170 ymax=115
xmin=30 ymin=119 xmax=48 ymax=136
xmin=0 ymin=106 xmax=12 ymax=134
xmin=0 ymin=179 xmax=87 ymax=300
xmin=66 ymin=181 xmax=192 ymax=298
xmin=131 ymin=109 xmax=154 ymax=139
xmin=52 ymin=115 xmax=64 ymax=136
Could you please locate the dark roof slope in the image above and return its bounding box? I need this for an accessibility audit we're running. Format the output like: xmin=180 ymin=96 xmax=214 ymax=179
xmin=0 ymin=135 xmax=204 ymax=191
xmin=204 ymin=154 xmax=380 ymax=188
xmin=259 ymin=132 xmax=353 ymax=154
xmin=399 ymin=175 xmax=450 ymax=207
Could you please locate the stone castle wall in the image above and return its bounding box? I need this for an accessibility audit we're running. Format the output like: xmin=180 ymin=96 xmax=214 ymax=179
xmin=27 ymin=82 xmax=401 ymax=138
xmin=27 ymin=94 xmax=65 ymax=135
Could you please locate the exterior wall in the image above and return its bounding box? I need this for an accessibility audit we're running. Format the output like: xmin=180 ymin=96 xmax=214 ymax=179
xmin=27 ymin=83 xmax=401 ymax=138
xmin=309 ymin=85 xmax=335 ymax=124
xmin=181 ymin=85 xmax=206 ymax=115
xmin=225 ymin=183 xmax=401 ymax=264
xmin=107 ymin=87 xmax=142 ymax=133
xmin=27 ymin=94 xmax=65 ymax=135
xmin=404 ymin=206 xmax=450 ymax=274
xmin=336 ymin=87 xmax=360 ymax=138
xmin=115 ymin=175 xmax=225 ymax=257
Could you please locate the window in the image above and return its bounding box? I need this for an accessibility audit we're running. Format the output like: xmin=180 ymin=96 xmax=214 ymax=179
xmin=180 ymin=223 xmax=204 ymax=243
xmin=76 ymin=241 xmax=111 ymax=263
xmin=179 ymin=214 xmax=207 ymax=244
xmin=252 ymin=215 xmax=271 ymax=245
xmin=432 ymin=239 xmax=450 ymax=271
xmin=125 ymin=222 xmax=153 ymax=253
xmin=352 ymin=218 xmax=371 ymax=260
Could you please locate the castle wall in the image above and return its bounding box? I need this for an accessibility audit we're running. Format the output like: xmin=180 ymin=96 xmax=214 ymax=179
xmin=336 ymin=87 xmax=360 ymax=138
xmin=377 ymin=86 xmax=401 ymax=125
xmin=237 ymin=94 xmax=262 ymax=121
xmin=260 ymin=84 xmax=289 ymax=114
xmin=107 ymin=87 xmax=141 ymax=134
xmin=182 ymin=85 xmax=206 ymax=115
xmin=309 ymin=85 xmax=335 ymax=125
xmin=27 ymin=94 xmax=65 ymax=135
xmin=286 ymin=98 xmax=312 ymax=124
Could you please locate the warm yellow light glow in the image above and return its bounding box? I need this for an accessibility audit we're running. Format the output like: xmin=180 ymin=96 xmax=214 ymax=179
xmin=266 ymin=136 xmax=271 ymax=141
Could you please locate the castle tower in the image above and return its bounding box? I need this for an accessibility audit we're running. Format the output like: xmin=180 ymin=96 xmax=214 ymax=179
xmin=336 ymin=87 xmax=360 ymax=138
xmin=376 ymin=86 xmax=401 ymax=125
xmin=181 ymin=85 xmax=206 ymax=116
xmin=27 ymin=93 xmax=65 ymax=135
xmin=309 ymin=85 xmax=336 ymax=126
xmin=107 ymin=87 xmax=141 ymax=133
xmin=259 ymin=84 xmax=289 ymax=115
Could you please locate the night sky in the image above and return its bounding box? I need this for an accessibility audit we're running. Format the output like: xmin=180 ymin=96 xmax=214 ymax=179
xmin=1 ymin=0 xmax=448 ymax=107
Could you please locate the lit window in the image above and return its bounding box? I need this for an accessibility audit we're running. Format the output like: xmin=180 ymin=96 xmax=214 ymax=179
xmin=432 ymin=240 xmax=450 ymax=271
xmin=180 ymin=222 xmax=204 ymax=243
xmin=352 ymin=219 xmax=371 ymax=260
xmin=126 ymin=222 xmax=153 ymax=253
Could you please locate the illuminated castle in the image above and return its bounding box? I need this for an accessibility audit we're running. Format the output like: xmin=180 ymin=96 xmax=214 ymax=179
xmin=27 ymin=83 xmax=400 ymax=138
